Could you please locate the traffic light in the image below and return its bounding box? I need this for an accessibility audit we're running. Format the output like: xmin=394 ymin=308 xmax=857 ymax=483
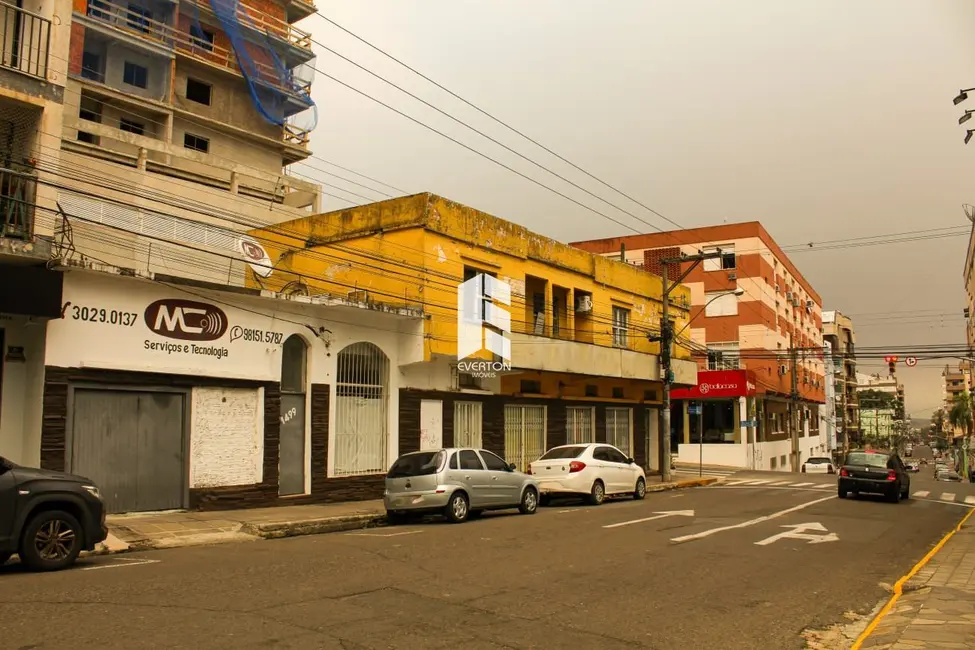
xmin=885 ymin=355 xmax=898 ymax=376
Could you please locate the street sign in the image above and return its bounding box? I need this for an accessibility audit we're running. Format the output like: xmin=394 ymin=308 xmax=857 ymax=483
xmin=740 ymin=420 xmax=757 ymax=428
xmin=905 ymin=357 xmax=918 ymax=367
xmin=754 ymin=522 xmax=838 ymax=546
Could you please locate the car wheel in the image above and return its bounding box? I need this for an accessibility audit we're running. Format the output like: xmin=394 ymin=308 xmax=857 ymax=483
xmin=0 ymin=552 xmax=10 ymax=567
xmin=633 ymin=477 xmax=647 ymax=500
xmin=901 ymin=485 xmax=910 ymax=499
xmin=519 ymin=487 xmax=538 ymax=515
xmin=444 ymin=492 xmax=469 ymax=523
xmin=588 ymin=480 xmax=606 ymax=506
xmin=837 ymin=486 xmax=847 ymax=499
xmin=19 ymin=510 xmax=82 ymax=572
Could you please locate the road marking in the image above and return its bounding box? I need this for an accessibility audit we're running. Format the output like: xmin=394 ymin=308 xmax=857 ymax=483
xmin=670 ymin=494 xmax=836 ymax=544
xmin=792 ymin=482 xmax=815 ymax=487
xmin=768 ymin=481 xmax=795 ymax=486
xmin=603 ymin=510 xmax=695 ymax=529
xmin=347 ymin=530 xmax=423 ymax=538
xmin=723 ymin=480 xmax=751 ymax=485
xmin=913 ymin=491 xmax=930 ymax=498
xmin=754 ymin=522 xmax=839 ymax=546
xmin=741 ymin=480 xmax=773 ymax=485
xmin=558 ymin=509 xmax=577 ymax=513
xmin=813 ymin=484 xmax=834 ymax=489
xmin=81 ymin=557 xmax=160 ymax=571
xmin=965 ymin=496 xmax=975 ymax=505
xmin=941 ymin=493 xmax=956 ymax=502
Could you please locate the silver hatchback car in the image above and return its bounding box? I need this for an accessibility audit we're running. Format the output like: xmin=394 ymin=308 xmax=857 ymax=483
xmin=384 ymin=448 xmax=540 ymax=524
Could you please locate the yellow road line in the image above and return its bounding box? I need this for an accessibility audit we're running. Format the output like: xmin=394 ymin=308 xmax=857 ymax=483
xmin=850 ymin=506 xmax=975 ymax=649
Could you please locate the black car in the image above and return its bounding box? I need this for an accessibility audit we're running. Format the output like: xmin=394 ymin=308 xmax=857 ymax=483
xmin=0 ymin=455 xmax=108 ymax=571
xmin=837 ymin=449 xmax=911 ymax=503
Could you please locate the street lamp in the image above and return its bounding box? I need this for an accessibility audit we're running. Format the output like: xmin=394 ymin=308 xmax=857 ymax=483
xmin=961 ymin=111 xmax=975 ymax=125
xmin=955 ymin=88 xmax=975 ymax=106
xmin=966 ymin=130 xmax=975 ymax=145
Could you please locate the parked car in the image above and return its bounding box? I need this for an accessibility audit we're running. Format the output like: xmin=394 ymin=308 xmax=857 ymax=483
xmin=384 ymin=448 xmax=539 ymax=524
xmin=936 ymin=470 xmax=964 ymax=482
xmin=801 ymin=456 xmax=835 ymax=474
xmin=0 ymin=455 xmax=108 ymax=572
xmin=905 ymin=461 xmax=920 ymax=473
xmin=527 ymin=443 xmax=646 ymax=505
xmin=837 ymin=449 xmax=910 ymax=503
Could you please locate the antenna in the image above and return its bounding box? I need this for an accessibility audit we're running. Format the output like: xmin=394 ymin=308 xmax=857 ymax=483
xmin=964 ymin=204 xmax=975 ymax=223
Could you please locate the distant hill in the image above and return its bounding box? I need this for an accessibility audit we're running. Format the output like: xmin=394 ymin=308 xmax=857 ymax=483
xmin=911 ymin=418 xmax=932 ymax=430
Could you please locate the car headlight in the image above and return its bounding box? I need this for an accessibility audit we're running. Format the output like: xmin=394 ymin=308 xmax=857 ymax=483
xmin=82 ymin=485 xmax=101 ymax=500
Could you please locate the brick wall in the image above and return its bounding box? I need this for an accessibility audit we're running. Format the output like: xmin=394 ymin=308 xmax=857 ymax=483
xmin=68 ymin=23 xmax=85 ymax=77
xmin=643 ymin=247 xmax=681 ymax=277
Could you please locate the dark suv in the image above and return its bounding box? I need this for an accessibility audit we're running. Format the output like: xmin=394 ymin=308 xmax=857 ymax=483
xmin=0 ymin=455 xmax=108 ymax=571
xmin=837 ymin=449 xmax=911 ymax=503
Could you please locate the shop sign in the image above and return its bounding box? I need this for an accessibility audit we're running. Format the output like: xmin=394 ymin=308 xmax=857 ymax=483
xmin=47 ymin=273 xmax=297 ymax=380
xmin=672 ymin=369 xmax=759 ymax=399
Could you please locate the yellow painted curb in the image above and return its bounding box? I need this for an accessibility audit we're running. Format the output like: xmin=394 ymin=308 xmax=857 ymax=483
xmin=850 ymin=506 xmax=975 ymax=649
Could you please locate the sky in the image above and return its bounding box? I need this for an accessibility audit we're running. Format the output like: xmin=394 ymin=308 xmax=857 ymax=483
xmin=294 ymin=1 xmax=975 ymax=417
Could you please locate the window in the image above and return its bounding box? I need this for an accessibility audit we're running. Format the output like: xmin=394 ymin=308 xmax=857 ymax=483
xmin=702 ymin=245 xmax=736 ymax=271
xmin=603 ymin=446 xmax=629 ymax=464
xmin=612 ymin=387 xmax=625 ymax=399
xmin=190 ymin=24 xmax=215 ymax=51
xmin=566 ymin=406 xmax=594 ymax=444
xmin=612 ymin=306 xmax=629 ymax=348
xmin=479 ymin=450 xmax=509 ymax=471
xmin=704 ymin=291 xmax=738 ymax=317
xmin=81 ymin=51 xmax=103 ymax=82
xmin=126 ymin=4 xmax=152 ymax=32
xmin=387 ymin=451 xmax=444 ymax=478
xmin=280 ymin=335 xmax=307 ymax=393
xmin=87 ymin=0 xmax=110 ymax=19
xmin=184 ymin=133 xmax=209 ymax=153
xmin=520 ymin=380 xmax=541 ymax=394
xmin=454 ymin=402 xmax=483 ymax=448
xmin=118 ymin=118 xmax=145 ymax=135
xmin=186 ymin=78 xmax=212 ymax=105
xmin=78 ymin=102 xmax=101 ymax=145
xmin=540 ymin=446 xmax=586 ymax=460
xmin=458 ymin=450 xmax=483 ymax=471
xmin=334 ymin=342 xmax=390 ymax=476
xmin=585 ymin=384 xmax=598 ymax=397
xmin=706 ymin=342 xmax=740 ymax=370
xmin=605 ymin=407 xmax=632 ymax=456
xmin=504 ymin=404 xmax=546 ymax=471
xmin=122 ymin=62 xmax=148 ymax=89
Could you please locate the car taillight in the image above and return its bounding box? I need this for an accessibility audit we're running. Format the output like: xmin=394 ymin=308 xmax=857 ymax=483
xmin=886 ymin=470 xmax=897 ymax=481
xmin=839 ymin=468 xmax=849 ymax=477
xmin=569 ymin=461 xmax=586 ymax=473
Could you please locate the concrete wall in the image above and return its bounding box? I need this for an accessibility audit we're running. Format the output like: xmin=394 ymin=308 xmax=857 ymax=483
xmin=0 ymin=316 xmax=46 ymax=467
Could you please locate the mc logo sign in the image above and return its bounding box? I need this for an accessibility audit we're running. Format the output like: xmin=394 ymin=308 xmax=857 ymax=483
xmin=144 ymin=299 xmax=229 ymax=341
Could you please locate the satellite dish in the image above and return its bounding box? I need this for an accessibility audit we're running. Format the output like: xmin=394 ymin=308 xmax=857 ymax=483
xmin=964 ymin=204 xmax=975 ymax=223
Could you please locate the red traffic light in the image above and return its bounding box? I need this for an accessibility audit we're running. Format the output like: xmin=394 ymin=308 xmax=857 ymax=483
xmin=884 ymin=355 xmax=899 ymax=363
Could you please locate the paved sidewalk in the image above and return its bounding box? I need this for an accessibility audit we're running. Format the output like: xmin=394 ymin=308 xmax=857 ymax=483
xmin=858 ymin=517 xmax=975 ymax=649
xmin=90 ymin=476 xmax=718 ymax=555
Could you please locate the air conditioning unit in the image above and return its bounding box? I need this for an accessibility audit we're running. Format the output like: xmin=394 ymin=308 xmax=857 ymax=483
xmin=779 ymin=364 xmax=788 ymax=376
xmin=575 ymin=294 xmax=593 ymax=313
xmin=786 ymin=291 xmax=793 ymax=301
xmin=806 ymin=299 xmax=813 ymax=310
xmin=793 ymin=297 xmax=800 ymax=307
xmin=727 ymin=272 xmax=737 ymax=280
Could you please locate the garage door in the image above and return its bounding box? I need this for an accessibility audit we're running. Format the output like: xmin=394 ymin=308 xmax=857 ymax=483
xmin=71 ymin=388 xmax=186 ymax=514
xmin=504 ymin=404 xmax=546 ymax=472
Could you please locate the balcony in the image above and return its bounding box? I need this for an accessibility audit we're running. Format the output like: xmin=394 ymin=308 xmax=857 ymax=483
xmin=0 ymin=164 xmax=37 ymax=241
xmin=0 ymin=1 xmax=51 ymax=80
xmin=182 ymin=0 xmax=314 ymax=65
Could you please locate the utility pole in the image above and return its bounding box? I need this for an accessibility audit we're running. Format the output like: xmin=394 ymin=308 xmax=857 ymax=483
xmin=658 ymin=249 xmax=723 ymax=483
xmin=790 ymin=346 xmax=800 ymax=472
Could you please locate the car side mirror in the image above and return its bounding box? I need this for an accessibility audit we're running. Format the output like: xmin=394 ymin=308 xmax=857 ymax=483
xmin=627 ymin=457 xmax=634 ymax=464
xmin=508 ymin=463 xmax=517 ymax=472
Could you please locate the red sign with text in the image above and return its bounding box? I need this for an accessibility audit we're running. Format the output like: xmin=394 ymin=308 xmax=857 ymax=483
xmin=671 ymin=369 xmax=759 ymax=399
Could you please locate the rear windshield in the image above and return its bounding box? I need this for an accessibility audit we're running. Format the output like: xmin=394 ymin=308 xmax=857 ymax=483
xmin=387 ymin=451 xmax=444 ymax=478
xmin=844 ymin=452 xmax=888 ymax=468
xmin=806 ymin=457 xmax=830 ymax=464
xmin=539 ymin=446 xmax=587 ymax=461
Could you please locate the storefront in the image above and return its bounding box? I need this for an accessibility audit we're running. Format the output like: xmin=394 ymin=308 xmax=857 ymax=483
xmin=34 ymin=269 xmax=420 ymax=513
xmin=671 ymin=369 xmax=759 ymax=468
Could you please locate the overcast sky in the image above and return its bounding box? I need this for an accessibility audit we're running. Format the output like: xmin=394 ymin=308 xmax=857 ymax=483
xmin=297 ymin=1 xmax=975 ymax=417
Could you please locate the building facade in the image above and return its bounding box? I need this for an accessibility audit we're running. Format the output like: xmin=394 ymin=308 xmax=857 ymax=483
xmin=942 ymin=361 xmax=972 ymax=441
xmin=822 ymin=310 xmax=859 ymax=448
xmin=572 ymin=221 xmax=828 ymax=471
xmin=249 ymin=193 xmax=699 ymax=478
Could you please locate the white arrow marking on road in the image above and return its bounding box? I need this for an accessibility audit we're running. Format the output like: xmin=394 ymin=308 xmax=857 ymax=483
xmin=671 ymin=494 xmax=835 ymax=543
xmin=603 ymin=510 xmax=696 ymax=529
xmin=754 ymin=522 xmax=839 ymax=546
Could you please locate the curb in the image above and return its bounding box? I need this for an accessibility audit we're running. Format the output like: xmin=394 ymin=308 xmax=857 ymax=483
xmin=82 ymin=479 xmax=716 ymax=556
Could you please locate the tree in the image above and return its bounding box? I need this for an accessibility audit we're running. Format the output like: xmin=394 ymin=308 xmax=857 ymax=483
xmin=859 ymin=389 xmax=898 ymax=410
xmin=932 ymin=408 xmax=946 ymax=434
xmin=949 ymin=393 xmax=973 ymax=438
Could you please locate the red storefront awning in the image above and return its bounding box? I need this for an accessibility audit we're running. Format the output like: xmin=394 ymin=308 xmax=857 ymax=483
xmin=671 ymin=369 xmax=759 ymax=399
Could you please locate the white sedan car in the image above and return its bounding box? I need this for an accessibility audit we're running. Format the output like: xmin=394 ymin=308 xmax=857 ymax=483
xmin=528 ymin=443 xmax=646 ymax=505
xmin=801 ymin=456 xmax=835 ymax=474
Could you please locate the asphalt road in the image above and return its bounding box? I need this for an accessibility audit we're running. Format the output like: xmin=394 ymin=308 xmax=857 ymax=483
xmin=0 ymin=471 xmax=968 ymax=650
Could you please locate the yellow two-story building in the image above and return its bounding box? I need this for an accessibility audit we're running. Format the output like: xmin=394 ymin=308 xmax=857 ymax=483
xmin=249 ymin=193 xmax=697 ymax=473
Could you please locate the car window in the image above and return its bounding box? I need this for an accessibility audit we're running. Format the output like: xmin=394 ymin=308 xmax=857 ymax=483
xmin=479 ymin=450 xmax=509 ymax=471
xmin=604 ymin=447 xmax=628 ymax=464
xmin=387 ymin=451 xmax=445 ymax=478
xmin=449 ymin=452 xmax=459 ymax=470
xmin=459 ymin=450 xmax=484 ymax=471
xmin=806 ymin=457 xmax=830 ymax=464
xmin=540 ymin=446 xmax=587 ymax=460
xmin=844 ymin=452 xmax=888 ymax=468
xmin=592 ymin=447 xmax=609 ymax=461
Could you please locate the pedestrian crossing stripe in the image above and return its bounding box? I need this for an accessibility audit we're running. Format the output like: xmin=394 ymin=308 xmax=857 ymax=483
xmin=941 ymin=493 xmax=956 ymax=501
xmin=966 ymin=496 xmax=975 ymax=505
xmin=914 ymin=490 xmax=930 ymax=497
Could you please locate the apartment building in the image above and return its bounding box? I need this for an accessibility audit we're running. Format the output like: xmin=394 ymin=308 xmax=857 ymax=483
xmin=943 ymin=361 xmax=972 ymax=440
xmin=573 ymin=222 xmax=827 ymax=472
xmin=822 ymin=310 xmax=859 ymax=448
xmin=965 ymin=216 xmax=975 ymax=349
xmin=248 ymin=192 xmax=699 ymax=495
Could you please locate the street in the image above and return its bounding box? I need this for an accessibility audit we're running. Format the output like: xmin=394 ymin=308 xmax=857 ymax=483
xmin=0 ymin=469 xmax=970 ymax=650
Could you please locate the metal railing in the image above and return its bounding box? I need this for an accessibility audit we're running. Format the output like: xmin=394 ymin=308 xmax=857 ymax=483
xmin=182 ymin=0 xmax=312 ymax=52
xmin=0 ymin=1 xmax=51 ymax=79
xmin=0 ymin=164 xmax=37 ymax=240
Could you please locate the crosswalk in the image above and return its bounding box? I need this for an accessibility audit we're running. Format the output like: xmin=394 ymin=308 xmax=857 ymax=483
xmin=675 ymin=467 xmax=733 ymax=479
xmin=717 ymin=478 xmax=975 ymax=506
